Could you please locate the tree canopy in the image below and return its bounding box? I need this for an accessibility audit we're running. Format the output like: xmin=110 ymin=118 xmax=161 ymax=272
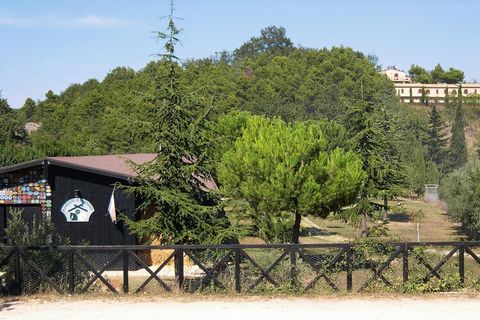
xmin=408 ymin=63 xmax=464 ymax=84
xmin=219 ymin=115 xmax=365 ymax=243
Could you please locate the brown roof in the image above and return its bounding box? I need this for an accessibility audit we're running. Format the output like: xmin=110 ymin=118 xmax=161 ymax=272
xmin=0 ymin=153 xmax=218 ymax=191
xmin=51 ymin=153 xmax=156 ymax=178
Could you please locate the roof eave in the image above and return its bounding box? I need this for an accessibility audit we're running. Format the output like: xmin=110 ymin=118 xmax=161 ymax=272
xmin=0 ymin=157 xmax=135 ymax=181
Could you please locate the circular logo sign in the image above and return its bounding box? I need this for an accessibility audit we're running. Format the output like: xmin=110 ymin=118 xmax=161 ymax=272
xmin=61 ymin=198 xmax=95 ymax=222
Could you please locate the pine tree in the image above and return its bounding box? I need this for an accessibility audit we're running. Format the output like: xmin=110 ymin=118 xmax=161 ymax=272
xmin=448 ymin=85 xmax=468 ymax=171
xmin=427 ymin=105 xmax=448 ymax=168
xmin=377 ymin=105 xmax=404 ymax=220
xmin=119 ymin=4 xmax=234 ymax=244
xmin=345 ymin=100 xmax=402 ymax=237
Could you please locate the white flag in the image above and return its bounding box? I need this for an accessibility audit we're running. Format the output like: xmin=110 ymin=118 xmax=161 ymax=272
xmin=108 ymin=190 xmax=116 ymax=223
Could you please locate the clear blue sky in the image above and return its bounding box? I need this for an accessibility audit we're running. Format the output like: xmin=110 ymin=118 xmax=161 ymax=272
xmin=1 ymin=0 xmax=479 ymax=108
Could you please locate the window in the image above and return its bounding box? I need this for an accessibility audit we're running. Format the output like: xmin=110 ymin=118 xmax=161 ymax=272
xmin=394 ymin=73 xmax=399 ymax=78
xmin=436 ymin=89 xmax=439 ymax=94
xmin=464 ymin=89 xmax=468 ymax=94
xmin=401 ymin=89 xmax=404 ymax=93
xmin=426 ymin=89 xmax=430 ymax=94
xmin=418 ymin=89 xmax=423 ymax=93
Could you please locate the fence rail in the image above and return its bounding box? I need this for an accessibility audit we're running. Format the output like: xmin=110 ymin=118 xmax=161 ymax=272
xmin=1 ymin=242 xmax=480 ymax=295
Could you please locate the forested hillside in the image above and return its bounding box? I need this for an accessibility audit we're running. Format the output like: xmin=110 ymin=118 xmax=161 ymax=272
xmin=0 ymin=26 xmax=475 ymax=196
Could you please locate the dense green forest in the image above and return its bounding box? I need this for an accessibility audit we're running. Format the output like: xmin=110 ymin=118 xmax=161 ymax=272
xmin=1 ymin=25 xmax=479 ymax=239
xmin=0 ymin=26 xmax=471 ymax=189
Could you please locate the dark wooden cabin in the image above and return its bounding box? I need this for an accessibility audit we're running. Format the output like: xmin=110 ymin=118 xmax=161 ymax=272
xmin=0 ymin=154 xmax=157 ymax=245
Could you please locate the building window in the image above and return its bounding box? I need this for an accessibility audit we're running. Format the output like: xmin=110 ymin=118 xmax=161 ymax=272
xmin=436 ymin=89 xmax=439 ymax=94
xmin=401 ymin=89 xmax=404 ymax=93
xmin=475 ymin=89 xmax=478 ymax=94
xmin=464 ymin=89 xmax=468 ymax=94
xmin=426 ymin=89 xmax=430 ymax=94
xmin=418 ymin=89 xmax=422 ymax=93
xmin=394 ymin=73 xmax=398 ymax=78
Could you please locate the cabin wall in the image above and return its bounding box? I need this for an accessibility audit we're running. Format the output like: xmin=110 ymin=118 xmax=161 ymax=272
xmin=49 ymin=165 xmax=136 ymax=245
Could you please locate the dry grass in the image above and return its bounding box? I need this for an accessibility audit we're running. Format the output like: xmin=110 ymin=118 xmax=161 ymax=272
xmin=306 ymin=198 xmax=465 ymax=243
xmin=387 ymin=199 xmax=465 ymax=242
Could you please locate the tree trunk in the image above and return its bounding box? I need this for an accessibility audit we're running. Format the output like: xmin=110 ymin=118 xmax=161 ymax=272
xmin=361 ymin=209 xmax=368 ymax=238
xmin=291 ymin=211 xmax=302 ymax=244
xmin=383 ymin=195 xmax=388 ymax=221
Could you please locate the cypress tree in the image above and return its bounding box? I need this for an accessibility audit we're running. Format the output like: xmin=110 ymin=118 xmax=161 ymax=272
xmin=448 ymin=85 xmax=468 ymax=170
xmin=118 ymin=5 xmax=233 ymax=244
xmin=409 ymin=87 xmax=413 ymax=104
xmin=427 ymin=105 xmax=448 ymax=168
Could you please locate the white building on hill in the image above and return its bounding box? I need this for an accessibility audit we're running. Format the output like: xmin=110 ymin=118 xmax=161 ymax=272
xmin=380 ymin=68 xmax=480 ymax=104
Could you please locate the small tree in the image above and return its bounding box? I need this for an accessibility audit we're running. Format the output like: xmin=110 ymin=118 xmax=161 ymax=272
xmin=219 ymin=116 xmax=365 ymax=243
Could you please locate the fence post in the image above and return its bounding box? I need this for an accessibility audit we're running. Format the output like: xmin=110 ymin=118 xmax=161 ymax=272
xmin=346 ymin=246 xmax=352 ymax=292
xmin=175 ymin=248 xmax=184 ymax=291
xmin=458 ymin=244 xmax=465 ymax=286
xmin=14 ymin=247 xmax=21 ymax=295
xmin=290 ymin=245 xmax=297 ymax=287
xmin=402 ymin=242 xmax=409 ymax=283
xmin=235 ymin=248 xmax=241 ymax=293
xmin=68 ymin=249 xmax=75 ymax=294
xmin=123 ymin=249 xmax=129 ymax=294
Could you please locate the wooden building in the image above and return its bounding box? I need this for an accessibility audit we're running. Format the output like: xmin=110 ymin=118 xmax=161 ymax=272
xmin=0 ymin=154 xmax=157 ymax=245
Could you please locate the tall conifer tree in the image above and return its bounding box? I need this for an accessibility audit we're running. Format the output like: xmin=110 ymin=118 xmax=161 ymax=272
xmin=345 ymin=100 xmax=402 ymax=237
xmin=119 ymin=4 xmax=233 ymax=244
xmin=427 ymin=105 xmax=448 ymax=169
xmin=448 ymin=86 xmax=468 ymax=171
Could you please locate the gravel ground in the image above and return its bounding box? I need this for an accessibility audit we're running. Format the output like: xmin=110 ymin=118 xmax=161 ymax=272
xmin=1 ymin=296 xmax=480 ymax=320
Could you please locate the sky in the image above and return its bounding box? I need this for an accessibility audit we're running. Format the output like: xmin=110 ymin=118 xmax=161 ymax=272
xmin=1 ymin=0 xmax=479 ymax=108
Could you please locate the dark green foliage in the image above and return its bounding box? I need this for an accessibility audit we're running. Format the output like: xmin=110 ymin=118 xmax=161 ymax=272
xmin=448 ymin=89 xmax=468 ymax=171
xmin=408 ymin=65 xmax=432 ymax=83
xmin=233 ymin=25 xmax=293 ymax=60
xmin=4 ymin=208 xmax=64 ymax=246
xmin=1 ymin=209 xmax=90 ymax=294
xmin=409 ymin=63 xmax=464 ymax=84
xmin=5 ymin=26 xmax=393 ymax=161
xmin=118 ymin=12 xmax=236 ymax=244
xmin=0 ymin=96 xmax=29 ymax=166
xmin=431 ymin=64 xmax=445 ymax=83
xmin=440 ymin=161 xmax=480 ymax=239
xmin=426 ymin=105 xmax=449 ymax=168
xmin=344 ymin=100 xmax=404 ymax=237
xmin=443 ymin=67 xmax=465 ymax=84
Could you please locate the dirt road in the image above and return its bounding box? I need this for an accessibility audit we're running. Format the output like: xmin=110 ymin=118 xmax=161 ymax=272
xmin=1 ymin=296 xmax=479 ymax=320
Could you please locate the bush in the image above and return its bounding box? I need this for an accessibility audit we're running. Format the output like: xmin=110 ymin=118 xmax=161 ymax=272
xmin=1 ymin=208 xmax=89 ymax=294
xmin=440 ymin=161 xmax=480 ymax=239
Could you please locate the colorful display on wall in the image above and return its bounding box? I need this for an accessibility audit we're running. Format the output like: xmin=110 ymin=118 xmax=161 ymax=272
xmin=0 ymin=169 xmax=52 ymax=219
